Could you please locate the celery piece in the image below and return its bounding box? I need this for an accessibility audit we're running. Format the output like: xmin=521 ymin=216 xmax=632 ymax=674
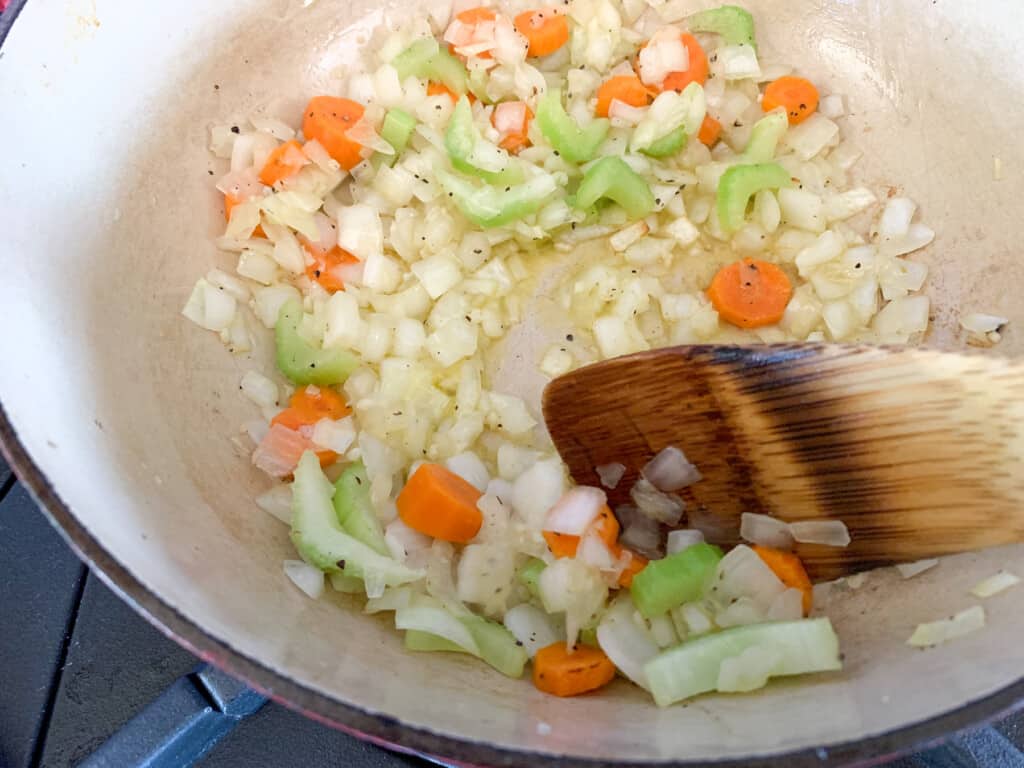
xmin=578 ymin=626 xmax=599 ymax=648
xmin=518 ymin=558 xmax=547 ymax=597
xmin=444 ymin=96 xmax=521 ymax=184
xmin=742 ymin=108 xmax=788 ymax=163
xmin=405 ymin=630 xmax=466 ymax=653
xmin=688 ymin=5 xmax=757 ymax=50
xmin=641 ymin=126 xmax=688 ymax=158
xmin=377 ymin=108 xmax=416 ymax=166
xmin=436 ymin=167 xmax=557 ymax=229
xmin=329 ymin=572 xmax=366 ymax=594
xmin=644 ymin=618 xmax=842 ymax=706
xmin=333 ymin=461 xmax=389 ymax=556
xmin=630 ymin=542 xmax=723 ymax=618
xmin=291 ymin=452 xmax=423 ymax=587
xmin=537 ymin=89 xmax=610 ymax=164
xmin=574 ymin=157 xmax=656 ymax=220
xmin=276 ymin=299 xmax=358 ymax=386
xmin=392 ymin=38 xmax=468 ymax=94
xmin=716 ymin=162 xmax=793 ymax=233
xmin=463 ymin=614 xmax=529 ymax=678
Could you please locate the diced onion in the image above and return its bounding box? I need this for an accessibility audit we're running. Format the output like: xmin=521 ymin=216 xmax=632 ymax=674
xmin=617 ymin=507 xmax=664 ymax=559
xmin=666 ymin=529 xmax=705 ymax=555
xmin=311 ymin=417 xmax=357 ymax=454
xmin=504 ymin=604 xmax=561 ymax=658
xmin=790 ymin=520 xmax=851 ymax=547
xmin=596 ymin=462 xmax=626 ymax=489
xmin=284 ymin=559 xmax=325 ymax=599
xmin=596 ymin=596 xmax=659 ymax=690
xmin=971 ymin=571 xmax=1020 ymax=598
xmin=256 ymin=485 xmax=293 ymax=525
xmin=642 ymin=446 xmax=702 ymax=491
xmin=396 ymin=600 xmax=480 ymax=653
xmin=740 ymin=513 xmax=795 ymax=550
xmin=895 ymin=559 xmax=938 ymax=579
xmin=544 ymin=486 xmax=608 ymax=535
xmin=240 ymin=371 xmax=279 ymax=410
xmin=445 ymin=451 xmax=490 ymax=492
xmin=629 ymin=477 xmax=685 ymax=525
xmin=960 ymin=313 xmax=1008 ymax=335
xmin=907 ymin=605 xmax=985 ymax=647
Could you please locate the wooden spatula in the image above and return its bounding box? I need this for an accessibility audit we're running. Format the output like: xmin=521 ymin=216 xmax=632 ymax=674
xmin=543 ymin=344 xmax=1024 ymax=581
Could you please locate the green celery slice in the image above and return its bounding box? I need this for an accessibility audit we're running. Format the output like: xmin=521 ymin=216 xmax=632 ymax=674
xmin=574 ymin=157 xmax=656 ymax=220
xmin=518 ymin=558 xmax=547 ymax=598
xmin=536 ymin=89 xmax=609 ymax=164
xmin=392 ymin=38 xmax=468 ymax=94
xmin=463 ymin=615 xmax=529 ymax=678
xmin=688 ymin=5 xmax=757 ymax=50
xmin=641 ymin=126 xmax=688 ymax=158
xmin=405 ymin=630 xmax=467 ymax=652
xmin=377 ymin=108 xmax=416 ymax=166
xmin=436 ymin=167 xmax=557 ymax=229
xmin=333 ymin=461 xmax=389 ymax=556
xmin=644 ymin=618 xmax=842 ymax=706
xmin=716 ymin=162 xmax=793 ymax=233
xmin=275 ymin=299 xmax=358 ymax=386
xmin=630 ymin=542 xmax=723 ymax=618
xmin=742 ymin=108 xmax=788 ymax=163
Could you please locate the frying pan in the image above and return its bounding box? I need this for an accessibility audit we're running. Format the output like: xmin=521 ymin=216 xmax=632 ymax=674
xmin=2 ymin=0 xmax=1023 ymax=765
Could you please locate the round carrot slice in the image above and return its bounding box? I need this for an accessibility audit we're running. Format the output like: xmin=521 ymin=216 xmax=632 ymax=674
xmin=595 ymin=74 xmax=652 ymax=118
xmin=302 ymin=96 xmax=366 ymax=170
xmin=661 ymin=34 xmax=709 ymax=92
xmin=707 ymin=258 xmax=793 ymax=329
xmin=533 ymin=642 xmax=617 ymax=697
xmin=762 ymin=76 xmax=820 ymax=125
xmin=514 ymin=9 xmax=570 ymax=58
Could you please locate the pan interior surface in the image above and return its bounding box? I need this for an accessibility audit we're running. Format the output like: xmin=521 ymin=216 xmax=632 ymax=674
xmin=1 ymin=0 xmax=1023 ymax=762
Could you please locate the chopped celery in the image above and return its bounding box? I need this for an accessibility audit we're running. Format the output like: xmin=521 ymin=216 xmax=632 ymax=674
xmin=405 ymin=630 xmax=466 ymax=652
xmin=630 ymin=542 xmax=723 ymax=618
xmin=276 ymin=299 xmax=358 ymax=386
xmin=742 ymin=109 xmax=788 ymax=163
xmin=578 ymin=626 xmax=599 ymax=648
xmin=436 ymin=167 xmax=557 ymax=229
xmin=536 ymin=89 xmax=609 ymax=164
xmin=688 ymin=5 xmax=757 ymax=50
xmin=333 ymin=461 xmax=389 ymax=556
xmin=290 ymin=452 xmax=424 ymax=587
xmin=463 ymin=614 xmax=529 ymax=678
xmin=519 ymin=558 xmax=546 ymax=597
xmin=377 ymin=108 xmax=416 ymax=166
xmin=644 ymin=618 xmax=842 ymax=706
xmin=392 ymin=38 xmax=468 ymax=94
xmin=641 ymin=126 xmax=688 ymax=158
xmin=329 ymin=572 xmax=366 ymax=593
xmin=716 ymin=162 xmax=793 ymax=233
xmin=574 ymin=157 xmax=656 ymax=220
xmin=445 ymin=96 xmax=520 ymax=183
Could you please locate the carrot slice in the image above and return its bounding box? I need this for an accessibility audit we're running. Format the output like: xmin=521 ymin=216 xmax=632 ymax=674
xmin=762 ymin=76 xmax=819 ymax=125
xmin=397 ymin=463 xmax=484 ymax=543
xmin=595 ymin=74 xmax=652 ymax=118
xmin=533 ymin=642 xmax=617 ymax=697
xmin=457 ymin=6 xmax=496 ymax=24
xmin=271 ymin=385 xmax=351 ymax=466
xmin=661 ymin=33 xmax=709 ymax=92
xmin=514 ymin=9 xmax=570 ymax=58
xmin=302 ymin=242 xmax=360 ymax=293
xmin=698 ymin=114 xmax=722 ymax=147
xmin=258 ymin=139 xmax=308 ymax=187
xmin=707 ymin=258 xmax=792 ymax=329
xmin=617 ymin=548 xmax=648 ymax=588
xmin=224 ymin=193 xmax=267 ymax=238
xmin=428 ymin=81 xmax=458 ymax=103
xmin=302 ymin=96 xmax=366 ymax=171
xmin=752 ymin=545 xmax=813 ymax=615
xmin=543 ymin=506 xmax=620 ymax=558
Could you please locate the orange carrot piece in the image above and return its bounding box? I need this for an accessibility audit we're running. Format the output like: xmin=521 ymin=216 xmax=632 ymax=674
xmin=456 ymin=6 xmax=496 ymax=24
xmin=271 ymin=386 xmax=351 ymax=466
xmin=543 ymin=506 xmax=620 ymax=558
xmin=762 ymin=76 xmax=819 ymax=125
xmin=224 ymin=193 xmax=267 ymax=238
xmin=258 ymin=139 xmax=308 ymax=187
xmin=697 ymin=114 xmax=722 ymax=147
xmin=617 ymin=549 xmax=648 ymax=588
xmin=595 ymin=74 xmax=651 ymax=118
xmin=752 ymin=545 xmax=813 ymax=615
xmin=514 ymin=9 xmax=570 ymax=58
xmin=428 ymin=81 xmax=458 ymax=102
xmin=397 ymin=463 xmax=484 ymax=543
xmin=302 ymin=96 xmax=366 ymax=171
xmin=302 ymin=242 xmax=360 ymax=293
xmin=491 ymin=103 xmax=534 ymax=154
xmin=533 ymin=642 xmax=617 ymax=697
xmin=707 ymin=258 xmax=793 ymax=329
xmin=661 ymin=33 xmax=709 ymax=92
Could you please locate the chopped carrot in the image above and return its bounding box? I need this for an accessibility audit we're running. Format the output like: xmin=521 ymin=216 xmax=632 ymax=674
xmin=491 ymin=102 xmax=534 ymax=154
xmin=427 ymin=81 xmax=477 ymax=104
xmin=752 ymin=545 xmax=813 ymax=615
xmin=595 ymin=74 xmax=652 ymax=118
xmin=661 ymin=33 xmax=709 ymax=92
xmin=514 ymin=9 xmax=570 ymax=58
xmin=258 ymin=139 xmax=309 ymax=187
xmin=224 ymin=193 xmax=266 ymax=238
xmin=456 ymin=6 xmax=496 ymax=24
xmin=697 ymin=114 xmax=722 ymax=147
xmin=707 ymin=258 xmax=793 ymax=329
xmin=762 ymin=75 xmax=819 ymax=125
xmin=543 ymin=506 xmax=620 ymax=558
xmin=397 ymin=463 xmax=484 ymax=543
xmin=302 ymin=241 xmax=360 ymax=293
xmin=533 ymin=642 xmax=617 ymax=697
xmin=302 ymin=96 xmax=366 ymax=171
xmin=271 ymin=386 xmax=351 ymax=466
xmin=617 ymin=548 xmax=648 ymax=588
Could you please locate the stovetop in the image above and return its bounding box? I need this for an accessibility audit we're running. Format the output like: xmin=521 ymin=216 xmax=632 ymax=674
xmin=3 ymin=453 xmax=1024 ymax=768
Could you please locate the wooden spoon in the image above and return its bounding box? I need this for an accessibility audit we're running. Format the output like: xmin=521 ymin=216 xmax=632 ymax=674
xmin=543 ymin=344 xmax=1024 ymax=581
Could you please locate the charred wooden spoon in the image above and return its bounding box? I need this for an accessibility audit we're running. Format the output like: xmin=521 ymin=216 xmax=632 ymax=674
xmin=543 ymin=344 xmax=1024 ymax=581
